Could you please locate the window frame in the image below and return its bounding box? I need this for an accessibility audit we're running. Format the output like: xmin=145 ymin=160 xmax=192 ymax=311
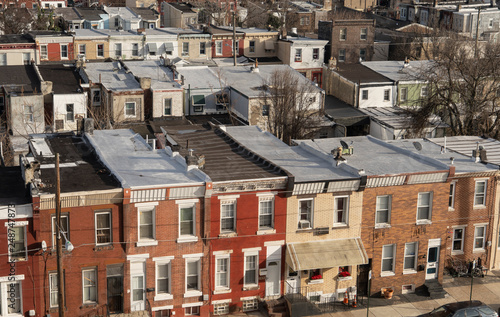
xmin=82 ymin=267 xmax=97 ymax=304
xmin=360 ymin=28 xmax=367 ymax=40
xmin=97 ymin=44 xmax=104 ymax=57
xmin=403 ymin=242 xmax=418 ymax=272
xmin=79 ymin=44 xmax=86 ymax=57
xmin=185 ymin=306 xmax=200 ymax=315
xmin=60 ymin=44 xmax=68 ymax=59
xmin=125 ymin=101 xmax=136 ymax=117
xmin=359 ymin=48 xmax=366 ymax=61
xmin=0 ymin=53 xmax=6 ymax=65
xmin=66 ymin=103 xmax=74 ymax=122
xmin=92 ymin=89 xmax=101 ymax=106
xmin=41 ymin=44 xmax=48 ymax=60
xmin=452 ymin=226 xmax=465 ymax=253
xmin=416 ymin=192 xmax=432 ymax=224
xmin=375 ymin=195 xmax=391 ymax=227
xmin=249 ymin=40 xmax=255 ymax=53
xmin=8 ymin=224 xmax=27 ymax=262
xmin=400 ymin=87 xmax=407 ymax=102
xmin=185 ymin=258 xmax=201 ymax=294
xmin=115 ymin=43 xmax=122 ymax=57
xmin=178 ymin=202 xmax=196 ymax=240
xmin=49 ymin=272 xmax=59 ymax=308
xmin=95 ymin=210 xmax=112 ymax=246
xmin=258 ymin=196 xmax=274 ymax=230
xmin=220 ymin=199 xmax=237 ymax=233
xmin=298 ymin=198 xmax=313 ymax=229
xmin=182 ymin=42 xmax=189 ymax=56
xmin=338 ymin=49 xmax=346 ymax=62
xmin=0 ymin=280 xmax=22 ymax=314
xmin=474 ymin=224 xmax=487 ymax=251
xmin=215 ymin=255 xmax=230 ymax=290
xmin=138 ymin=206 xmax=155 ymax=242
xmin=164 ymin=98 xmax=172 ymax=116
xmin=333 ymin=195 xmax=349 ymax=226
xmin=474 ymin=179 xmax=487 ymax=207
xmin=362 ymin=90 xmax=368 ymax=100
xmin=52 ymin=214 xmax=69 ymax=249
xmin=295 ymin=48 xmax=302 ymax=62
xmin=312 ymin=48 xmax=319 ymax=60
xmin=420 ymin=85 xmax=428 ymax=97
xmin=340 ymin=28 xmax=346 ymax=41
xmin=24 ymin=105 xmax=34 ymax=122
xmin=383 ymin=89 xmax=390 ymax=101
xmin=199 ymin=42 xmax=206 ymax=55
xmin=244 ymin=253 xmax=258 ymax=287
xmin=215 ymin=41 xmax=223 ymax=56
xmin=154 ymin=258 xmax=173 ymax=300
xmin=381 ymin=244 xmax=396 ymax=275
xmin=449 ymin=181 xmax=456 ymax=210
xmin=132 ymin=43 xmax=139 ymax=56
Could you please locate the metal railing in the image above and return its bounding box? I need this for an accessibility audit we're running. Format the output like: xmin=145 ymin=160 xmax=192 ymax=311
xmin=79 ymin=303 xmax=110 ymax=317
xmin=145 ymin=298 xmax=153 ymax=317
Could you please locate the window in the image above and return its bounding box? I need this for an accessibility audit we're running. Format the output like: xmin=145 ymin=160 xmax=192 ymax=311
xmin=474 ymin=180 xmax=487 ymax=207
xmin=362 ymin=90 xmax=368 ymax=100
xmin=49 ymin=273 xmax=59 ymax=307
xmin=215 ymin=256 xmax=230 ymax=289
xmin=115 ymin=43 xmax=122 ymax=57
xmin=0 ymin=53 xmax=5 ymax=65
xmin=97 ymin=44 xmax=104 ymax=57
xmin=449 ymin=182 xmax=456 ymax=209
xmin=233 ymin=40 xmax=239 ymax=55
xmin=259 ymin=197 xmax=274 ymax=229
xmin=400 ymin=87 xmax=407 ymax=102
xmin=313 ymin=48 xmax=319 ymax=60
xmin=298 ymin=199 xmax=313 ymax=229
xmin=340 ymin=28 xmax=346 ymax=41
xmin=22 ymin=52 xmax=30 ymax=64
xmin=200 ymin=42 xmax=206 ymax=55
xmin=95 ymin=211 xmax=112 ymax=245
xmin=79 ymin=44 xmax=86 ymax=57
xmin=182 ymin=42 xmax=189 ymax=56
xmin=132 ymin=43 xmax=139 ymax=56
xmin=249 ymin=40 xmax=255 ymax=53
xmin=92 ymin=89 xmax=101 ymax=106
xmin=338 ymin=49 xmax=345 ymax=62
xmin=179 ymin=205 xmax=195 ymax=237
xmin=66 ymin=104 xmax=74 ymax=121
xmin=262 ymin=104 xmax=270 ymax=116
xmin=132 ymin=275 xmax=144 ymax=302
xmin=114 ymin=17 xmax=119 ymax=27
xmin=125 ymin=102 xmax=136 ymax=117
xmin=41 ymin=45 xmax=48 ymax=59
xmin=216 ymin=41 xmax=223 ymax=56
xmin=24 ymin=105 xmax=34 ymax=122
xmin=82 ymin=268 xmax=97 ymax=303
xmin=1 ymin=281 xmax=22 ymax=314
xmin=404 ymin=242 xmax=418 ymax=271
xmin=384 ymin=89 xmax=390 ymax=101
xmin=333 ymin=196 xmax=348 ymax=226
xmin=52 ymin=214 xmax=69 ymax=248
xmin=185 ymin=306 xmax=200 ymax=315
xmin=453 ymin=227 xmax=465 ymax=252
xmin=186 ymin=259 xmax=200 ymax=292
xmin=295 ymin=49 xmax=302 ymax=62
xmin=221 ymin=200 xmax=236 ymax=232
xmin=156 ymin=262 xmax=171 ymax=295
xmin=214 ymin=302 xmax=230 ymax=315
xmin=61 ymin=44 xmax=68 ymax=59
xmin=139 ymin=207 xmax=155 ymax=240
xmin=8 ymin=225 xmax=27 ymax=261
xmin=309 ymin=268 xmax=322 ymax=280
xmin=382 ymin=244 xmax=395 ymax=274
xmin=360 ymin=28 xmax=367 ymax=40
xmin=421 ymin=85 xmax=428 ymax=97
xmin=417 ymin=192 xmax=432 ymax=222
xmin=192 ymin=95 xmax=205 ymax=112
xmin=489 ymin=18 xmax=493 ymax=28
xmin=164 ymin=98 xmax=172 ymax=116
xmin=243 ymin=298 xmax=258 ymax=312
xmin=474 ymin=225 xmax=487 ymax=250
xmin=359 ymin=49 xmax=366 ymax=61
xmin=244 ymin=255 xmax=258 ymax=286
xmin=376 ymin=195 xmax=391 ymax=226
xmin=300 ymin=16 xmax=310 ymax=25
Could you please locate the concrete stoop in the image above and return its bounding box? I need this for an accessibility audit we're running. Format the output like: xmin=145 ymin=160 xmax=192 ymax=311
xmin=267 ymin=297 xmax=289 ymax=317
xmin=110 ymin=312 xmax=150 ymax=317
xmin=424 ymin=279 xmax=447 ymax=299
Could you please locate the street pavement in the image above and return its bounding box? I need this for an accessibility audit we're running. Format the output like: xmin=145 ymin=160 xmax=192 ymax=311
xmin=322 ymin=270 xmax=500 ymax=317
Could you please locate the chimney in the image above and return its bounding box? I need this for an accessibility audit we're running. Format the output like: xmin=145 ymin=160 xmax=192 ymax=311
xmin=251 ymin=59 xmax=260 ymax=73
xmin=83 ymin=118 xmax=94 ymax=135
xmin=185 ymin=149 xmax=198 ymax=166
xmin=332 ymin=146 xmax=346 ymax=165
xmin=472 ymin=142 xmax=481 ymax=163
xmin=139 ymin=77 xmax=151 ymax=90
xmin=41 ymin=81 xmax=53 ymax=95
xmin=491 ymin=0 xmax=496 ymax=7
xmin=181 ymin=75 xmax=185 ymax=85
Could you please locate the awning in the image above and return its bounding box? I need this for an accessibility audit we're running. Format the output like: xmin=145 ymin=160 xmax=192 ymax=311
xmin=265 ymin=41 xmax=275 ymax=50
xmin=148 ymin=43 xmax=157 ymax=53
xmin=286 ymin=238 xmax=368 ymax=271
xmin=164 ymin=42 xmax=174 ymax=51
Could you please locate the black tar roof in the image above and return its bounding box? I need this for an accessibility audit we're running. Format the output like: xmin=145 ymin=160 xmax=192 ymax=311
xmin=324 ymin=95 xmax=369 ymax=126
xmin=167 ymin=2 xmax=197 ymax=13
xmin=38 ymin=64 xmax=82 ymax=94
xmin=76 ymin=7 xmax=106 ymax=20
xmin=32 ymin=134 xmax=120 ymax=194
xmin=0 ymin=34 xmax=35 ymax=44
xmin=0 ymin=65 xmax=40 ymax=94
xmin=0 ymin=167 xmax=30 ymax=205
xmin=335 ymin=63 xmax=393 ymax=84
xmin=129 ymin=7 xmax=159 ymax=20
xmin=164 ymin=125 xmax=287 ymax=182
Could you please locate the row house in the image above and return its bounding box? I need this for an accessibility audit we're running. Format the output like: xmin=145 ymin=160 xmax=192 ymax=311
xmin=87 ymin=128 xmax=212 ymax=316
xmin=0 ymin=34 xmax=37 ymax=66
xmin=106 ymin=6 xmax=160 ymax=31
xmin=91 ymin=29 xmax=144 ymax=61
xmin=164 ymin=124 xmax=290 ymax=314
xmin=288 ymin=1 xmax=328 ymax=33
xmin=31 ymin=31 xmax=74 ymax=63
xmin=143 ymin=28 xmax=180 ymax=59
xmin=73 ymin=29 xmax=110 ymax=60
xmin=240 ymin=28 xmax=279 ymax=60
xmin=277 ymin=36 xmax=328 ymax=87
xmin=22 ymin=132 xmax=123 ymax=316
xmin=0 ymin=167 xmax=36 ymax=317
xmin=130 ymin=7 xmax=161 ymax=30
xmin=225 ymin=126 xmax=368 ymax=305
xmin=208 ymin=26 xmax=245 ymax=59
xmin=53 ymin=7 xmax=85 ymax=30
xmin=162 ymin=2 xmax=199 ymax=28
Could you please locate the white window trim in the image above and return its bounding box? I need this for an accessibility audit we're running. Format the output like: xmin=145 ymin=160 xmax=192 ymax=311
xmin=340 ymin=28 xmax=346 ymax=41
xmin=125 ymin=101 xmax=137 ymax=118
xmin=473 ymin=224 xmax=487 ymax=252
xmin=97 ymin=44 xmax=104 ymax=58
xmin=449 ymin=181 xmax=456 ymax=211
xmin=185 ymin=257 xmax=202 ymax=297
xmin=383 ymin=89 xmax=390 ymax=102
xmin=60 ymin=44 xmax=68 ymax=60
xmin=416 ymin=192 xmax=433 ymax=225
xmin=258 ymin=196 xmax=274 ymax=231
xmin=381 ymin=244 xmax=396 ymax=276
xmin=333 ymin=195 xmax=349 ymax=227
xmin=7 ymin=223 xmax=27 ymax=262
xmin=177 ymin=202 xmax=197 ymax=243
xmin=474 ymin=179 xmax=487 ymax=208
xmin=164 ymin=98 xmax=172 ymax=116
xmin=375 ymin=195 xmax=391 ymax=228
xmin=95 ymin=210 xmax=112 ymax=246
xmin=452 ymin=225 xmax=466 ymax=255
xmin=216 ymin=41 xmax=223 ymax=56
xmin=298 ymin=198 xmax=313 ymax=230
xmin=82 ymin=267 xmax=97 ymax=304
xmin=420 ymin=86 xmax=428 ymax=97
xmin=400 ymin=87 xmax=407 ymax=102
xmin=51 ymin=214 xmax=69 ymax=249
xmin=243 ymin=252 xmax=259 ymax=289
xmin=1 ymin=280 xmax=23 ymax=315
xmin=214 ymin=254 xmax=231 ymax=292
xmin=403 ymin=242 xmax=418 ymax=273
xmin=154 ymin=258 xmax=173 ymax=301
xmin=360 ymin=28 xmax=367 ymax=40
xmin=41 ymin=44 xmax=48 ymax=60
xmin=137 ymin=206 xmax=157 ymax=246
xmin=220 ymin=199 xmax=237 ymax=234
xmin=49 ymin=272 xmax=59 ymax=308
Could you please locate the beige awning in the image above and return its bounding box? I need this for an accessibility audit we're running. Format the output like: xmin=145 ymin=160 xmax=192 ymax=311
xmin=265 ymin=41 xmax=275 ymax=50
xmin=286 ymin=238 xmax=368 ymax=271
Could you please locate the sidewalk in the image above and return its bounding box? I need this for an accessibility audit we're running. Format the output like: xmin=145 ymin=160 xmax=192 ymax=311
xmin=322 ymin=271 xmax=500 ymax=317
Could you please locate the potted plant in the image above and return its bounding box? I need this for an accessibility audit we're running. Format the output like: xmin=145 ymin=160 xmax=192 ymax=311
xmin=383 ymin=288 xmax=394 ymax=299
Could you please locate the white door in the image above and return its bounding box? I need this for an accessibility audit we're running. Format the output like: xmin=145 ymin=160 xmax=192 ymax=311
xmin=266 ymin=261 xmax=281 ymax=297
xmin=286 ymin=275 xmax=300 ymax=294
xmin=426 ymin=239 xmax=441 ymax=280
xmin=130 ymin=262 xmax=145 ymax=311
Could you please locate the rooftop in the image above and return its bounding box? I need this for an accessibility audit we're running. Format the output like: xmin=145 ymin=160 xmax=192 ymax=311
xmin=335 ymin=63 xmax=393 ymax=84
xmin=324 ymin=95 xmax=369 ymax=127
xmin=428 ymin=136 xmax=500 ymax=167
xmin=83 ymin=61 xmax=142 ymax=92
xmin=29 ymin=134 xmax=120 ymax=194
xmin=163 ymin=125 xmax=287 ymax=182
xmin=217 ymin=27 xmax=279 ymax=34
xmin=362 ymin=60 xmax=433 ymax=82
xmin=104 ymin=6 xmax=139 ymax=19
xmin=124 ymin=60 xmax=182 ymax=91
xmin=166 ymin=2 xmax=197 ymax=13
xmin=208 ymin=25 xmax=245 ymax=35
xmin=74 ymin=29 xmax=108 ymax=38
xmin=0 ymin=167 xmax=29 ymax=205
xmin=54 ymin=7 xmax=82 ymax=20
xmin=295 ymin=136 xmax=449 ymax=176
xmin=75 ymin=7 xmax=107 ymax=20
xmin=0 ymin=34 xmax=35 ymax=44
xmin=0 ymin=65 xmax=40 ymax=94
xmin=90 ymin=29 xmax=143 ymax=37
xmin=142 ymin=28 xmax=182 ymax=37
xmin=224 ymin=126 xmax=359 ymax=182
xmin=129 ymin=7 xmax=159 ymax=20
xmin=359 ymin=107 xmax=446 ymax=130
xmin=279 ymin=36 xmax=329 ymax=44
xmin=37 ymin=64 xmax=83 ymax=94
xmin=290 ymin=1 xmax=323 ymax=11
xmin=87 ymin=129 xmax=209 ymax=188
xmin=169 ymin=66 xmax=224 ymax=90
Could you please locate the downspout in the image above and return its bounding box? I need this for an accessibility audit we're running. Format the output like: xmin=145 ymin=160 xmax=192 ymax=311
xmin=490 ymin=174 xmax=500 ymax=269
xmin=188 ymin=84 xmax=191 ymax=116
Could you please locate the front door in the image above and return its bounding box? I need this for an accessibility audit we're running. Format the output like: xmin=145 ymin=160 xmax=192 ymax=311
xmin=357 ymin=260 xmax=372 ymax=296
xmin=266 ymin=261 xmax=281 ymax=297
xmin=130 ymin=261 xmax=146 ymax=312
xmin=285 ymin=268 xmax=299 ymax=294
xmin=107 ymin=264 xmax=123 ymax=314
xmin=426 ymin=239 xmax=441 ymax=279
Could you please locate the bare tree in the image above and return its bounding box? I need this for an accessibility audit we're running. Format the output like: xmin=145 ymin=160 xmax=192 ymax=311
xmin=408 ymin=35 xmax=500 ymax=138
xmin=261 ymin=68 xmax=323 ymax=144
xmin=0 ymin=8 xmax=33 ymax=34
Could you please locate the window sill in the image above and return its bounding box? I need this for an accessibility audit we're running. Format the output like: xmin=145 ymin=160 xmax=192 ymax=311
xmin=154 ymin=294 xmax=173 ymax=301
xmin=213 ymin=288 xmax=231 ymax=295
xmin=307 ymin=279 xmax=323 ymax=285
xmin=416 ymin=220 xmax=432 ymax=225
xmin=332 ymin=224 xmax=348 ymax=228
xmin=219 ymin=232 xmax=237 ymax=238
xmin=184 ymin=290 xmax=202 ymax=298
xmin=473 ymin=249 xmax=486 ymax=253
xmin=375 ymin=224 xmax=391 ymax=229
xmin=403 ymin=270 xmax=418 ymax=275
xmin=136 ymin=240 xmax=158 ymax=247
xmin=473 ymin=206 xmax=487 ymax=210
xmin=380 ymin=272 xmax=395 ymax=277
xmin=296 ymin=228 xmax=313 ymax=233
xmin=177 ymin=236 xmax=198 ymax=243
xmin=451 ymin=250 xmax=464 ymax=255
xmin=257 ymin=229 xmax=276 ymax=235
xmin=448 ymin=207 xmax=455 ymax=211
xmin=94 ymin=244 xmax=114 ymax=251
xmin=81 ymin=303 xmax=97 ymax=309
xmin=242 ymin=285 xmax=259 ymax=291
xmin=337 ymin=276 xmax=352 ymax=281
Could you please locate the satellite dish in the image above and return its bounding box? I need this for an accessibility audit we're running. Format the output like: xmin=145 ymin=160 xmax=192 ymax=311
xmin=413 ymin=142 xmax=422 ymax=151
xmin=340 ymin=140 xmax=349 ymax=149
xmin=41 ymin=240 xmax=47 ymax=252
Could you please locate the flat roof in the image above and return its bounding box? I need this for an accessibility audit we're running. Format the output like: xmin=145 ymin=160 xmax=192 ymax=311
xmin=224 ymin=126 xmax=359 ymax=182
xmin=142 ymin=28 xmax=182 ymax=37
xmin=38 ymin=64 xmax=82 ymax=94
xmin=105 ymin=7 xmax=138 ymax=19
xmin=90 ymin=29 xmax=143 ymax=37
xmin=75 ymin=7 xmax=107 ymax=20
xmin=388 ymin=138 xmax=498 ymax=174
xmin=129 ymin=7 xmax=159 ymax=20
xmin=30 ymin=134 xmax=120 ymax=194
xmin=280 ymin=36 xmax=328 ymax=44
xmin=362 ymin=60 xmax=433 ymax=82
xmin=87 ymin=129 xmax=209 ymax=188
xmin=164 ymin=125 xmax=287 ymax=182
xmin=83 ymin=61 xmax=142 ymax=91
xmin=74 ymin=29 xmax=108 ymax=38
xmin=0 ymin=167 xmax=29 ymax=205
xmin=0 ymin=65 xmax=40 ymax=94
xmin=335 ymin=63 xmax=393 ymax=84
xmin=169 ymin=66 xmax=224 ymax=89
xmin=54 ymin=7 xmax=82 ymax=20
xmin=295 ymin=135 xmax=449 ymax=176
xmin=428 ymin=136 xmax=500 ymax=167
xmin=124 ymin=60 xmax=182 ymax=90
xmin=359 ymin=107 xmax=446 ymax=129
xmin=217 ymin=26 xmax=279 ymax=34
xmin=0 ymin=34 xmax=35 ymax=44
xmin=324 ymin=95 xmax=369 ymax=127
xmin=166 ymin=2 xmax=197 ymax=13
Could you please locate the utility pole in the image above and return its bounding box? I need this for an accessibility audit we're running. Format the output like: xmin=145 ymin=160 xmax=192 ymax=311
xmin=55 ymin=153 xmax=66 ymax=317
xmin=474 ymin=7 xmax=481 ymax=58
xmin=233 ymin=11 xmax=237 ymax=66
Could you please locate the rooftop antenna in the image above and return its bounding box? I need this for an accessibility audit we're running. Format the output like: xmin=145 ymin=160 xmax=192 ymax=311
xmin=413 ymin=141 xmax=422 ymax=151
xmin=340 ymin=140 xmax=349 ymax=150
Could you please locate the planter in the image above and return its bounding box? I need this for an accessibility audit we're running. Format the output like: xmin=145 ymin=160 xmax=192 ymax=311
xmin=383 ymin=288 xmax=394 ymax=299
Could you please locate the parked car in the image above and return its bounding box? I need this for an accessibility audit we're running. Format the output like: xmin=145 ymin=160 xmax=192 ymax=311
xmin=420 ymin=301 xmax=498 ymax=317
